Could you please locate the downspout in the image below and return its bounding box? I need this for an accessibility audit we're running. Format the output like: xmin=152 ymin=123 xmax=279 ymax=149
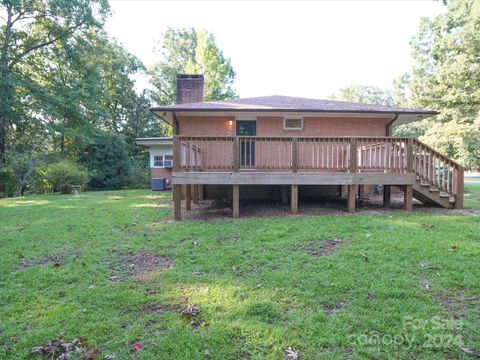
xmin=173 ymin=112 xmax=180 ymax=135
xmin=385 ymin=114 xmax=398 ymax=136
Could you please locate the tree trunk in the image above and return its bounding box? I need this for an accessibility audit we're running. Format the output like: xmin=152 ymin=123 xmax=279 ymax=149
xmin=0 ymin=114 xmax=6 ymax=165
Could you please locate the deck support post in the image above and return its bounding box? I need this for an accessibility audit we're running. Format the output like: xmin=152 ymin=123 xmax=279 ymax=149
xmin=192 ymin=184 xmax=198 ymax=204
xmin=347 ymin=185 xmax=356 ymax=213
xmin=173 ymin=184 xmax=182 ymax=221
xmin=454 ymin=167 xmax=464 ymax=209
xmin=197 ymin=184 xmax=203 ymax=201
xmin=358 ymin=185 xmax=365 ymax=200
xmin=281 ymin=185 xmax=288 ymax=205
xmin=404 ymin=185 xmax=413 ymax=211
xmin=383 ymin=185 xmax=391 ymax=207
xmin=291 ymin=184 xmax=298 ymax=214
xmin=232 ymin=185 xmax=240 ymax=218
xmin=185 ymin=185 xmax=192 ymax=210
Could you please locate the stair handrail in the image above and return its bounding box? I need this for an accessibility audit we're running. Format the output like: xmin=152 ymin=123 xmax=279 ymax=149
xmin=412 ymin=139 xmax=464 ymax=208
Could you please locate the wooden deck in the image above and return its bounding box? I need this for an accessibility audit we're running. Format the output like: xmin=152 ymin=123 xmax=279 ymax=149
xmin=172 ymin=136 xmax=464 ymax=220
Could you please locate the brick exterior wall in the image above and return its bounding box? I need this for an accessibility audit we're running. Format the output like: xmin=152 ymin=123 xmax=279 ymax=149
xmin=177 ymin=115 xmax=390 ymax=137
xmin=152 ymin=167 xmax=172 ymax=180
xmin=177 ymin=115 xmax=390 ymax=171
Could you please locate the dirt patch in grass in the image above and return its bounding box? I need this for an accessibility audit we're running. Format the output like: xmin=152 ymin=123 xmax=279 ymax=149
xmin=31 ymin=337 xmax=100 ymax=359
xmin=216 ymin=235 xmax=241 ymax=243
xmin=141 ymin=303 xmax=180 ymax=315
xmin=434 ymin=292 xmax=480 ymax=316
xmin=13 ymin=254 xmax=66 ymax=272
xmin=324 ymin=301 xmax=345 ymax=315
xmin=109 ymin=251 xmax=172 ymax=281
xmin=298 ymin=238 xmax=345 ymax=257
xmin=181 ymin=193 xmax=446 ymax=220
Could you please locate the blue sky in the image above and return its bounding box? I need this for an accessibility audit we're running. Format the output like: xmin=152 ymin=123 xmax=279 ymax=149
xmin=106 ymin=0 xmax=445 ymax=99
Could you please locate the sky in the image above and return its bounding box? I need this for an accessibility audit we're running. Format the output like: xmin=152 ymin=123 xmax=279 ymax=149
xmin=105 ymin=0 xmax=445 ymax=99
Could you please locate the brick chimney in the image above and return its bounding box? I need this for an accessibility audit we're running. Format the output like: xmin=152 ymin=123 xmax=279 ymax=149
xmin=176 ymin=74 xmax=204 ymax=104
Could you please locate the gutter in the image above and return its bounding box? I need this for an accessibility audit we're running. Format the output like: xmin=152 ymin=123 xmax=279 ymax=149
xmin=173 ymin=111 xmax=180 ymax=135
xmin=385 ymin=114 xmax=398 ymax=136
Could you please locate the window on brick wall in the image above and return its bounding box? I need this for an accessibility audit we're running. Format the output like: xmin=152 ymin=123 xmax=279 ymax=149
xmin=153 ymin=155 xmax=173 ymax=168
xmin=284 ymin=117 xmax=303 ymax=130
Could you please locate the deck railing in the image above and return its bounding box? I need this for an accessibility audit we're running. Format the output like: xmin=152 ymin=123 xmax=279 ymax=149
xmin=174 ymin=136 xmax=463 ymax=198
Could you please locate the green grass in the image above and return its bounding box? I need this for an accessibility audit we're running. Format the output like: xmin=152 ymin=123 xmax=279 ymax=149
xmin=465 ymin=183 xmax=480 ymax=209
xmin=0 ymin=189 xmax=479 ymax=359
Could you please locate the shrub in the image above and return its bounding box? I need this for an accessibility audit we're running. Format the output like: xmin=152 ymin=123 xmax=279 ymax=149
xmin=125 ymin=156 xmax=150 ymax=189
xmin=79 ymin=131 xmax=130 ymax=190
xmin=0 ymin=166 xmax=16 ymax=198
xmin=44 ymin=160 xmax=90 ymax=194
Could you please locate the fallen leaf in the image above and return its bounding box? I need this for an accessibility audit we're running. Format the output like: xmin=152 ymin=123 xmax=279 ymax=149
xmin=180 ymin=304 xmax=201 ymax=317
xmin=448 ymin=245 xmax=458 ymax=252
xmin=285 ymin=347 xmax=300 ymax=360
xmin=360 ymin=252 xmax=368 ymax=262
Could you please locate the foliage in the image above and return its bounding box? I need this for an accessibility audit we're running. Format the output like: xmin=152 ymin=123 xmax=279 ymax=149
xmin=0 ymin=190 xmax=479 ymax=358
xmin=408 ymin=0 xmax=480 ymax=124
xmin=399 ymin=0 xmax=480 ymax=169
xmin=79 ymin=131 xmax=130 ymax=190
xmin=125 ymin=156 xmax=151 ymax=189
xmin=0 ymin=165 xmax=15 ymax=197
xmin=0 ymin=0 xmax=110 ymax=164
xmin=149 ymin=27 xmax=237 ymax=105
xmin=330 ymin=85 xmax=395 ymax=105
xmin=420 ymin=117 xmax=480 ymax=170
xmin=44 ymin=160 xmax=90 ymax=194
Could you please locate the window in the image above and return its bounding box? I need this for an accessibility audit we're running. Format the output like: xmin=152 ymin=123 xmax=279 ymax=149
xmin=284 ymin=117 xmax=303 ymax=130
xmin=153 ymin=155 xmax=173 ymax=168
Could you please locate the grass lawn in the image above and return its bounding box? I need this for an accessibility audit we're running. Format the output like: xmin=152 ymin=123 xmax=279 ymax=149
xmin=0 ymin=189 xmax=479 ymax=359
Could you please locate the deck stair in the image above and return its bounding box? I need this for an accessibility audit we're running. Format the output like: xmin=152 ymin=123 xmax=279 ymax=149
xmin=404 ymin=139 xmax=463 ymax=209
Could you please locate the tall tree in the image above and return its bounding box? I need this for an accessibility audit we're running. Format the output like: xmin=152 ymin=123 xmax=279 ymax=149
xmin=149 ymin=27 xmax=237 ymax=105
xmin=0 ymin=0 xmax=110 ymax=164
xmin=400 ymin=0 xmax=480 ymax=169
xmin=330 ymin=85 xmax=395 ymax=106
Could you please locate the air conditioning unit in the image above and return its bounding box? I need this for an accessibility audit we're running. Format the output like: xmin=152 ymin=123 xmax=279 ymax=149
xmin=151 ymin=178 xmax=167 ymax=191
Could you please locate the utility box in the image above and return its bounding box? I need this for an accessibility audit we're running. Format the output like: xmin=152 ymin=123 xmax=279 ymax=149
xmin=151 ymin=178 xmax=167 ymax=191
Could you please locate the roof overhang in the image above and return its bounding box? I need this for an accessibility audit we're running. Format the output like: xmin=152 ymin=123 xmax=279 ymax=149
xmin=150 ymin=109 xmax=437 ymax=127
xmin=135 ymin=137 xmax=173 ymax=146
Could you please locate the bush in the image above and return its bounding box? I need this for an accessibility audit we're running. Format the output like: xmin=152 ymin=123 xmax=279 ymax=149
xmin=0 ymin=166 xmax=16 ymax=198
xmin=44 ymin=160 xmax=90 ymax=194
xmin=79 ymin=131 xmax=130 ymax=190
xmin=125 ymin=156 xmax=150 ymax=189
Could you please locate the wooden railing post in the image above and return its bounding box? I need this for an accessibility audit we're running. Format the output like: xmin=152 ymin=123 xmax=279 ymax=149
xmin=292 ymin=137 xmax=298 ymax=173
xmin=349 ymin=138 xmax=357 ymax=173
xmin=172 ymin=137 xmax=182 ymax=221
xmin=406 ymin=138 xmax=414 ymax=173
xmin=454 ymin=166 xmax=464 ymax=209
xmin=173 ymin=136 xmax=181 ymax=172
xmin=233 ymin=136 xmax=240 ymax=172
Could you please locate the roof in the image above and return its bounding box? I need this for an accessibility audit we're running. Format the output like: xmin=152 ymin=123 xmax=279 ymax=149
xmin=135 ymin=137 xmax=172 ymax=146
xmin=150 ymin=95 xmax=438 ymax=115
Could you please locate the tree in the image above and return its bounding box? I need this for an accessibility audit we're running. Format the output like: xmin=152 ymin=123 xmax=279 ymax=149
xmin=330 ymin=85 xmax=395 ymax=105
xmin=79 ymin=131 xmax=130 ymax=190
xmin=400 ymin=0 xmax=480 ymax=169
xmin=149 ymin=28 xmax=236 ymax=105
xmin=0 ymin=0 xmax=110 ymax=164
xmin=408 ymin=0 xmax=480 ymax=125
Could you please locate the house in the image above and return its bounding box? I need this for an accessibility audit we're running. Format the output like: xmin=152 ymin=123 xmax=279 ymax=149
xmin=150 ymin=75 xmax=464 ymax=220
xmin=135 ymin=137 xmax=173 ymax=190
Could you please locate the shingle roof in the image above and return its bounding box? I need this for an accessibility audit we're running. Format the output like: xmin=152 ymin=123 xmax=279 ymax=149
xmin=150 ymin=95 xmax=437 ymax=115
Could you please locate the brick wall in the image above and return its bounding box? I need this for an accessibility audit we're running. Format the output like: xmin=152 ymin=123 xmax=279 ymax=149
xmin=152 ymin=167 xmax=172 ymax=180
xmin=177 ymin=115 xmax=390 ymax=137
xmin=177 ymin=115 xmax=390 ymax=171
